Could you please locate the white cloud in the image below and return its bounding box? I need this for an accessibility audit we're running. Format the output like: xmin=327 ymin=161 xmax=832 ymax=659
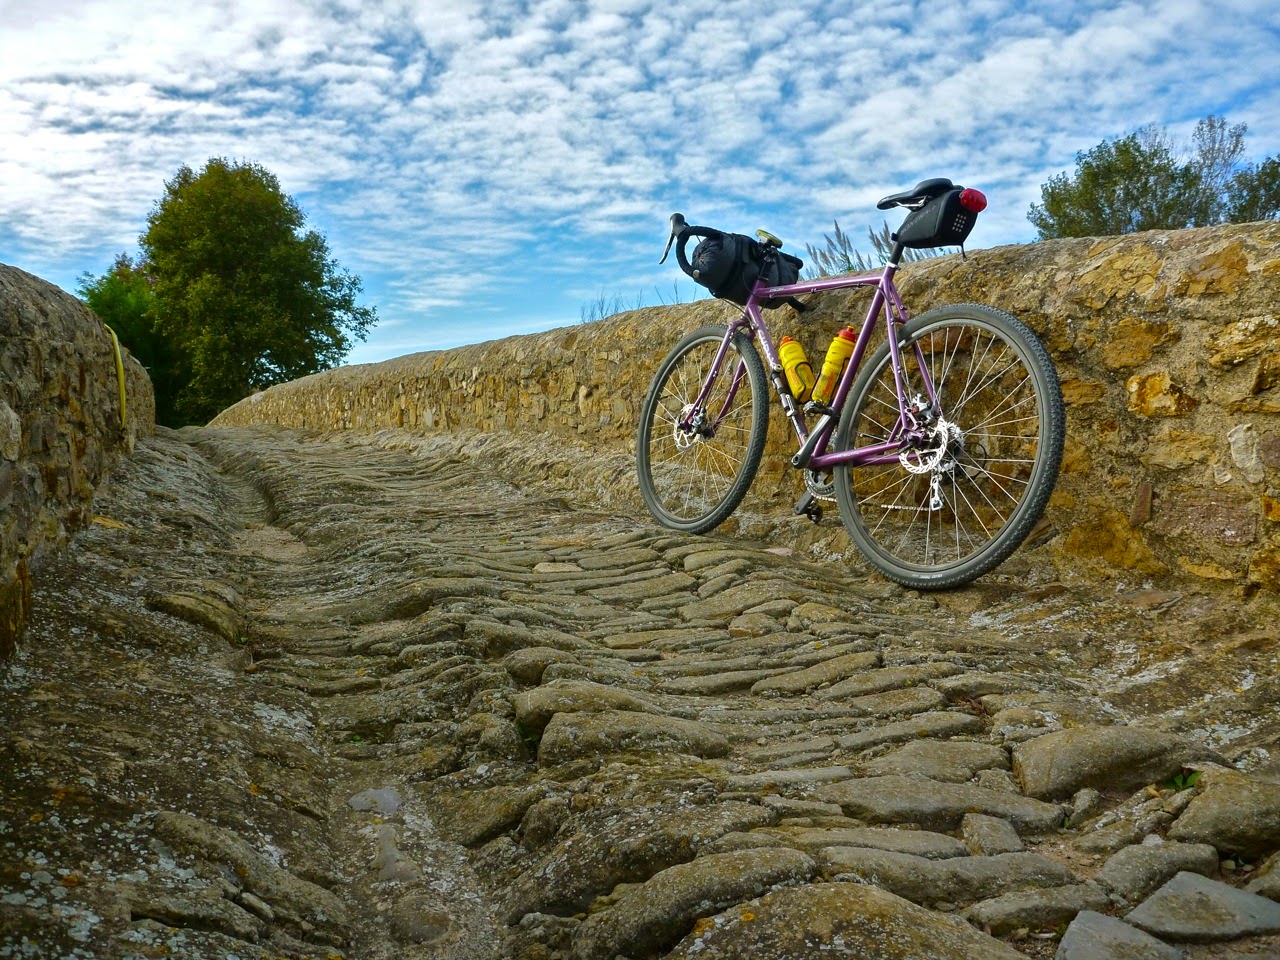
xmin=1 ymin=0 xmax=1276 ymax=362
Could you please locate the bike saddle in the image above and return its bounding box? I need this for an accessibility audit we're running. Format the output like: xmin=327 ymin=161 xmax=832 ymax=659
xmin=876 ymin=178 xmax=955 ymax=210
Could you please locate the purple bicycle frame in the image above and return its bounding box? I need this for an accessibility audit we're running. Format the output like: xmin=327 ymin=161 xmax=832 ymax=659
xmin=681 ymin=260 xmax=939 ymax=471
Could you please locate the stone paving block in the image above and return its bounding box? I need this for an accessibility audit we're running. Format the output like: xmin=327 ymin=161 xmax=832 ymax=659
xmin=153 ymin=811 xmax=349 ymax=936
xmin=750 ymin=651 xmax=881 ymax=695
xmin=1094 ymin=841 xmax=1220 ymax=905
xmin=1247 ymin=851 xmax=1280 ymax=900
xmin=512 ymin=679 xmax=663 ymax=734
xmin=762 ymin=796 xmax=845 ymax=819
xmin=818 ymin=662 xmax=964 ymax=700
xmin=863 ymin=740 xmax=1010 ymax=782
xmin=984 ymin=693 xmax=1110 ymax=732
xmin=727 ymin=611 xmax=779 ymax=637
xmin=1056 ymin=910 xmax=1184 ymax=959
xmin=931 ymin=671 xmax=1028 ymax=700
xmin=697 ymin=572 xmax=740 ymax=598
xmin=1126 ymin=871 xmax=1280 ymax=942
xmin=780 ymin=639 xmax=879 ymax=667
xmin=838 ymin=685 xmax=950 ymax=719
xmin=698 ymin=559 xmax=755 ymax=581
xmin=741 ymin=735 xmax=836 ymax=763
xmin=503 ymin=801 xmax=775 ymax=922
xmin=659 ymin=668 xmax=783 ymax=695
xmin=723 ymin=766 xmax=853 ymax=792
xmin=1167 ymin=769 xmax=1280 ymax=858
xmin=697 ymin=831 xmax=789 ymax=856
xmin=747 ymin=598 xmax=800 ymax=617
xmin=645 ymin=653 xmax=776 ymax=677
xmin=681 ymin=548 xmax=762 ymax=572
xmin=962 ymin=813 xmax=1025 ymax=855
xmin=819 ymin=847 xmax=1077 ymax=904
xmin=504 ymin=646 xmax=581 ymax=685
xmin=125 ymin=889 xmax=266 ymax=943
xmin=766 ymin=825 xmax=970 ymax=860
xmin=963 ymin=883 xmax=1111 ymax=936
xmin=664 ymin=882 xmax=1027 ymax=959
xmin=538 ymin=709 xmax=731 ymax=764
xmin=588 ymin=571 xmax=698 ymax=602
xmin=541 ymin=660 xmax=655 ymax=688
xmin=574 ymin=546 xmax=663 ymax=569
xmin=835 ymin=711 xmax=986 ymax=753
xmin=678 ymin=581 xmax=813 ymax=621
xmin=570 ymin=848 xmax=816 ymax=960
xmin=597 ymin=626 xmax=729 ymax=650
xmin=814 ymin=775 xmax=1064 ymax=833
xmin=1013 ymin=725 xmax=1216 ymax=800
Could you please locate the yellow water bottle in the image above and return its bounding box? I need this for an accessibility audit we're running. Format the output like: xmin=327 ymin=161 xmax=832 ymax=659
xmin=778 ymin=337 xmax=815 ymax=403
xmin=811 ymin=327 xmax=857 ymax=405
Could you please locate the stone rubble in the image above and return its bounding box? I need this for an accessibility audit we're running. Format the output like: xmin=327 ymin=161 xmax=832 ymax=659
xmin=2 ymin=424 xmax=1279 ymax=959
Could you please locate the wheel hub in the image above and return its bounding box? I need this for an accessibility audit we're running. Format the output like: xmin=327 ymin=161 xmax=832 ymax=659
xmin=899 ymin=419 xmax=963 ymax=475
xmin=673 ymin=405 xmax=713 ymax=449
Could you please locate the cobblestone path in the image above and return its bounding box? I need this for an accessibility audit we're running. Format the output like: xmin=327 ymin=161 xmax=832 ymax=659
xmin=3 ymin=426 xmax=1279 ymax=960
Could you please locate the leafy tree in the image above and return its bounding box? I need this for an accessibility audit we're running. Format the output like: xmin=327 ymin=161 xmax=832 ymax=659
xmin=137 ymin=157 xmax=376 ymax=424
xmin=805 ymin=220 xmax=939 ymax=279
xmin=1029 ymin=115 xmax=1278 ymax=239
xmin=1187 ymin=115 xmax=1247 ymax=225
xmin=77 ymin=254 xmax=184 ymax=425
xmin=1227 ymin=156 xmax=1280 ymax=222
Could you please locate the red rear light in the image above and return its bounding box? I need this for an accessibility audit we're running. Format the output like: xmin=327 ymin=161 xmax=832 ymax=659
xmin=959 ymin=188 xmax=987 ymax=213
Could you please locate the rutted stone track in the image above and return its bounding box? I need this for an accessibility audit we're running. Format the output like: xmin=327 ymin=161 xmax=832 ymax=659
xmin=3 ymin=426 xmax=1279 ymax=959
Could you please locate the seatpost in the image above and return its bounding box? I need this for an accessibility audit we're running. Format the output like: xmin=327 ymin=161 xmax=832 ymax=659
xmin=887 ymin=239 xmax=906 ymax=268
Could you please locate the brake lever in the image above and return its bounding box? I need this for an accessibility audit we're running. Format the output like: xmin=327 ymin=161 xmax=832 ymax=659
xmin=659 ymin=212 xmax=688 ymax=264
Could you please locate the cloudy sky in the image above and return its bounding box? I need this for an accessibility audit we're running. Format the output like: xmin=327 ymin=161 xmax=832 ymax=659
xmin=2 ymin=0 xmax=1278 ymax=365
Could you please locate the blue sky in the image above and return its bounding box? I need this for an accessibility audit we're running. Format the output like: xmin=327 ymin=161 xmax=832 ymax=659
xmin=2 ymin=0 xmax=1278 ymax=366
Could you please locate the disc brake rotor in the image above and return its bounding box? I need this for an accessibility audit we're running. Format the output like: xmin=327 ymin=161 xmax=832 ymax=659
xmin=672 ymin=404 xmax=699 ymax=450
xmin=899 ymin=419 xmax=963 ymax=475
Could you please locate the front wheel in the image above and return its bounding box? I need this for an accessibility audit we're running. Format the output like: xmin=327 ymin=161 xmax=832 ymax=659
xmin=637 ymin=324 xmax=769 ymax=533
xmin=833 ymin=304 xmax=1064 ymax=589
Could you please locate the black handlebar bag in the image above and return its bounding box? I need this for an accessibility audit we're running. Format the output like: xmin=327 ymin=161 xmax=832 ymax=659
xmin=688 ymin=232 xmax=803 ymax=308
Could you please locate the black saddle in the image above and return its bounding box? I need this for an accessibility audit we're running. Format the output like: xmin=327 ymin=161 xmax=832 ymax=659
xmin=876 ymin=178 xmax=955 ymax=210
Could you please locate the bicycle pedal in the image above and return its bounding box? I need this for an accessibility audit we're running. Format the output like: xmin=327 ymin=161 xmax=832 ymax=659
xmin=803 ymin=401 xmax=837 ymax=417
xmin=793 ymin=491 xmax=823 ymax=524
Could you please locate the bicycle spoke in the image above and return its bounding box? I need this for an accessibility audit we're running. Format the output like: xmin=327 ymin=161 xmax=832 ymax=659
xmin=638 ymin=326 xmax=768 ymax=532
xmin=837 ymin=307 xmax=1062 ymax=587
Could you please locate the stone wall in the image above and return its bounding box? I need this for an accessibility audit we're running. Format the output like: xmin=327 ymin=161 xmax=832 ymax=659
xmin=1 ymin=264 xmax=155 ymax=659
xmin=214 ymin=222 xmax=1280 ymax=591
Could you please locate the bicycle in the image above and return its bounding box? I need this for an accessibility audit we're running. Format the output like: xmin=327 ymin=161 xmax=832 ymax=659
xmin=637 ymin=178 xmax=1065 ymax=590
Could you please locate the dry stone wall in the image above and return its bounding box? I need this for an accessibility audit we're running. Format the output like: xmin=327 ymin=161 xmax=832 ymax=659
xmin=0 ymin=264 xmax=154 ymax=659
xmin=214 ymin=222 xmax=1280 ymax=591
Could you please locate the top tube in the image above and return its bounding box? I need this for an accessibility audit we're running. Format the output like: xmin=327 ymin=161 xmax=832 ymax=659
xmin=759 ymin=263 xmax=896 ymax=301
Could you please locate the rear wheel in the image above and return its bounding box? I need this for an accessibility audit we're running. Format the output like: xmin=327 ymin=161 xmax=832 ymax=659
xmin=637 ymin=324 xmax=769 ymax=533
xmin=833 ymin=303 xmax=1064 ymax=589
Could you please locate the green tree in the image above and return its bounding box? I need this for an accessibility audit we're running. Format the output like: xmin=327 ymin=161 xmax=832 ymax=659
xmin=140 ymin=158 xmax=376 ymax=424
xmin=1187 ymin=115 xmax=1248 ymax=225
xmin=1227 ymin=156 xmax=1280 ymax=222
xmin=77 ymin=254 xmax=184 ymax=426
xmin=1029 ymin=115 xmax=1278 ymax=239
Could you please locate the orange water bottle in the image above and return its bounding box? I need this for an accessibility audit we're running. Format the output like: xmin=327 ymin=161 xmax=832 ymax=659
xmin=811 ymin=327 xmax=856 ymax=405
xmin=778 ymin=337 xmax=815 ymax=402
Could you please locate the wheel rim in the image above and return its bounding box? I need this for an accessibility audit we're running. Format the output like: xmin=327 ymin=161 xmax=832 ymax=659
xmin=642 ymin=337 xmax=759 ymax=525
xmin=846 ymin=318 xmax=1047 ymax=573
